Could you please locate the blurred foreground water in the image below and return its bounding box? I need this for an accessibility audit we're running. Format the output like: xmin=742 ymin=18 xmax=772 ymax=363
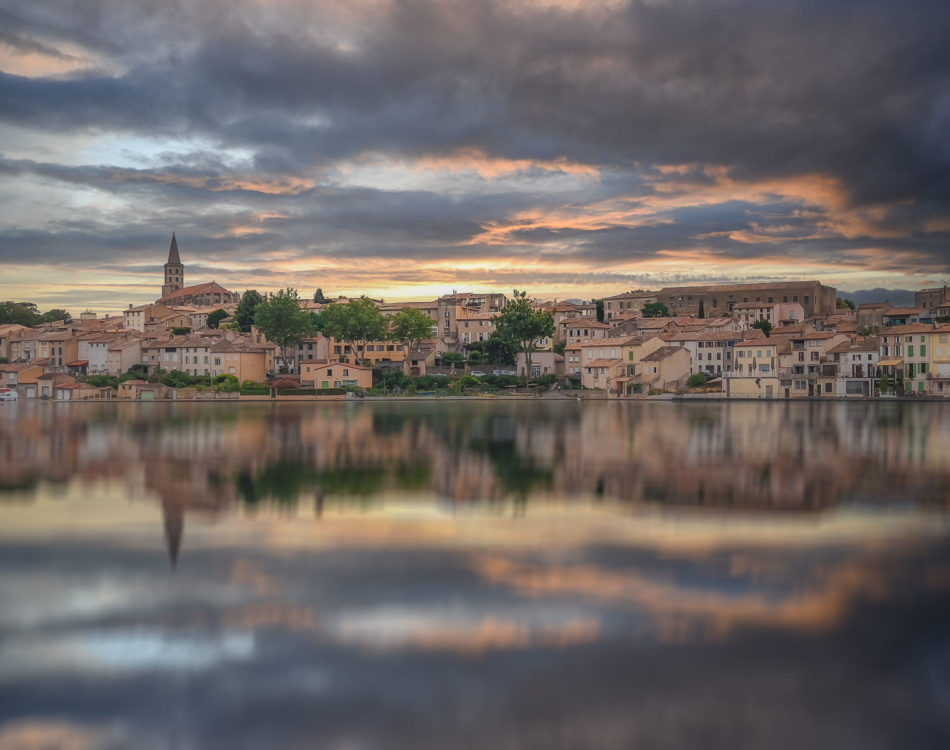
xmin=1 ymin=400 xmax=949 ymax=749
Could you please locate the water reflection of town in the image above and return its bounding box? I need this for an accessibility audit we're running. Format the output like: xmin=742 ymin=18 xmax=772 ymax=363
xmin=2 ymin=401 xmax=949 ymax=560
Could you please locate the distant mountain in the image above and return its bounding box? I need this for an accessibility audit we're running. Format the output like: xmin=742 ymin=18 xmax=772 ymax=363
xmin=839 ymin=288 xmax=917 ymax=307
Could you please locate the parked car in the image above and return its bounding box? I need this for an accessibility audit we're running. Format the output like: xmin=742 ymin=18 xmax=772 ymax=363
xmin=0 ymin=388 xmax=18 ymax=402
xmin=470 ymin=370 xmax=486 ymax=377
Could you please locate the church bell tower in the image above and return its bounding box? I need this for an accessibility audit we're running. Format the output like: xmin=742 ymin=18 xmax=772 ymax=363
xmin=162 ymin=233 xmax=184 ymax=299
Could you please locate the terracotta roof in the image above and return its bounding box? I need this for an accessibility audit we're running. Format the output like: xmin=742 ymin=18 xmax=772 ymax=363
xmin=884 ymin=307 xmax=928 ymax=316
xmin=827 ymin=340 xmax=879 ymax=354
xmin=161 ymin=281 xmax=233 ymax=301
xmin=641 ymin=346 xmax=686 ymax=362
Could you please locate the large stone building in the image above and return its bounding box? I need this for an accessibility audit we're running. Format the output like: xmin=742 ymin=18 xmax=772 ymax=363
xmin=916 ymin=286 xmax=950 ymax=310
xmin=157 ymin=234 xmax=239 ymax=307
xmin=654 ymin=281 xmax=837 ymax=318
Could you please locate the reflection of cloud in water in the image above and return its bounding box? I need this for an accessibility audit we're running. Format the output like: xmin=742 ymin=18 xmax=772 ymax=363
xmin=327 ymin=604 xmax=600 ymax=654
xmin=0 ymin=720 xmax=124 ymax=750
xmin=471 ymin=553 xmax=896 ymax=640
xmin=0 ymin=630 xmax=255 ymax=680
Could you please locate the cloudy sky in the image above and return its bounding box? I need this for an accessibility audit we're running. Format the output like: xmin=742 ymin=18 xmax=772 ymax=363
xmin=1 ymin=0 xmax=949 ymax=313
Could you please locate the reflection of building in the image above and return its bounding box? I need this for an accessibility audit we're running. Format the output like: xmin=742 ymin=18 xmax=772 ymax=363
xmin=4 ymin=401 xmax=950 ymax=567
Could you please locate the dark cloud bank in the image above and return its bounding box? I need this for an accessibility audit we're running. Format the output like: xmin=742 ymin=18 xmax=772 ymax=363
xmin=0 ymin=0 xmax=948 ymax=289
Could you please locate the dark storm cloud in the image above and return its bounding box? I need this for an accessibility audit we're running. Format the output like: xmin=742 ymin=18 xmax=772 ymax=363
xmin=1 ymin=0 xmax=950 ymax=295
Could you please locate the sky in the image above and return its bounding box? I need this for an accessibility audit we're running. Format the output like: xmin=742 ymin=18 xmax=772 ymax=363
xmin=0 ymin=0 xmax=949 ymax=314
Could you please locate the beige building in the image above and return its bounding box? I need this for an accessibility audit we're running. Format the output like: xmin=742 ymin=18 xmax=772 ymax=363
xmin=515 ymin=351 xmax=564 ymax=377
xmin=559 ymin=319 xmax=612 ymax=345
xmin=725 ymin=340 xmax=782 ymax=398
xmin=733 ymin=301 xmax=805 ymax=327
xmin=603 ymin=292 xmax=658 ymax=322
xmin=106 ymin=338 xmax=143 ymax=376
xmin=124 ymin=303 xmax=174 ymax=332
xmin=210 ymin=341 xmax=268 ymax=383
xmin=300 ymin=361 xmax=373 ymax=390
xmin=622 ymin=345 xmax=690 ymax=394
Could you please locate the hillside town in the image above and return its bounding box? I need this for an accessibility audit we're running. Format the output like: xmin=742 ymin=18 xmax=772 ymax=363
xmin=1 ymin=235 xmax=949 ymax=400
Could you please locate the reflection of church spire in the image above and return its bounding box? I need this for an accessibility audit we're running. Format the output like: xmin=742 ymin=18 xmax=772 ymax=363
xmin=163 ymin=499 xmax=184 ymax=569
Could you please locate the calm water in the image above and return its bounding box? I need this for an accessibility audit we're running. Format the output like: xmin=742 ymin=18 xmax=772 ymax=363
xmin=1 ymin=399 xmax=949 ymax=749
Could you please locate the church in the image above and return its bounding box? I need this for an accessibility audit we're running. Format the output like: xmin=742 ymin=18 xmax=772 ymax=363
xmin=157 ymin=234 xmax=239 ymax=307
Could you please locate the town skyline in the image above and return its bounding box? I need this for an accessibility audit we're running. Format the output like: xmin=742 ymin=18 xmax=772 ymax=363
xmin=2 ymin=0 xmax=949 ymax=313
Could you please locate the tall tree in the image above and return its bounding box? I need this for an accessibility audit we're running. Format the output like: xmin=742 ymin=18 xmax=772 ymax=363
xmin=752 ymin=319 xmax=773 ymax=337
xmin=206 ymin=309 xmax=228 ymax=329
xmin=319 ymin=297 xmax=388 ymax=364
xmin=389 ymin=307 xmax=435 ymax=372
xmin=254 ymin=289 xmax=316 ymax=373
xmin=490 ymin=290 xmax=555 ymax=376
xmin=235 ymin=290 xmax=264 ymax=332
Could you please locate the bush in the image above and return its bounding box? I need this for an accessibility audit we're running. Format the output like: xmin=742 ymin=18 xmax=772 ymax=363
xmin=85 ymin=375 xmax=117 ymax=388
xmin=161 ymin=369 xmax=192 ymax=389
xmin=441 ymin=352 xmax=466 ymax=366
xmin=216 ymin=375 xmax=240 ymax=392
xmin=687 ymin=373 xmax=708 ymax=388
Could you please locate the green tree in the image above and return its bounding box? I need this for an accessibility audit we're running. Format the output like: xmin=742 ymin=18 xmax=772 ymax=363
xmin=484 ymin=334 xmax=518 ymax=365
xmin=0 ymin=301 xmax=39 ymax=327
xmin=206 ymin=309 xmax=229 ymax=329
xmin=37 ymin=308 xmax=72 ymax=324
xmin=319 ymin=297 xmax=388 ymax=364
xmin=490 ymin=290 xmax=555 ymax=376
xmin=388 ymin=307 xmax=435 ymax=371
xmin=254 ymin=288 xmax=316 ymax=373
xmin=752 ymin=319 xmax=773 ymax=337
xmin=235 ymin=290 xmax=264 ymax=332
xmin=641 ymin=302 xmax=670 ymax=318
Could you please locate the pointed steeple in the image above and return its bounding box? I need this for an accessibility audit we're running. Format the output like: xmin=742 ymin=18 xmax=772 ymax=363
xmin=167 ymin=233 xmax=182 ymax=265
